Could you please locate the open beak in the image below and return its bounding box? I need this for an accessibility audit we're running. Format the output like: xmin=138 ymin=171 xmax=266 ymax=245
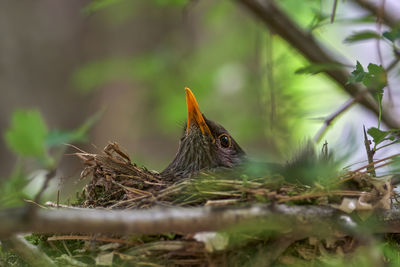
xmin=185 ymin=88 xmax=213 ymax=138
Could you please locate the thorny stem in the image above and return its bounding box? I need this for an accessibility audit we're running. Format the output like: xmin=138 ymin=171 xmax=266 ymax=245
xmin=363 ymin=125 xmax=376 ymax=176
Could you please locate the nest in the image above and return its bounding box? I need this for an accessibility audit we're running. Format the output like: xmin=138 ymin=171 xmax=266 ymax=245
xmin=35 ymin=142 xmax=398 ymax=266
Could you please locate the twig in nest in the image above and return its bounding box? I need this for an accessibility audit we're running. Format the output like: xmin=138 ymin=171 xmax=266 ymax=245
xmin=47 ymin=235 xmax=135 ymax=245
xmin=277 ymin=190 xmax=372 ymax=203
xmin=345 ymin=153 xmax=400 ymax=175
xmin=338 ymin=158 xmax=398 ymax=184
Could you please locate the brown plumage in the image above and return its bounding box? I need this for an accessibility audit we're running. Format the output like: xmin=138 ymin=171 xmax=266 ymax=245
xmin=161 ymin=88 xmax=246 ymax=179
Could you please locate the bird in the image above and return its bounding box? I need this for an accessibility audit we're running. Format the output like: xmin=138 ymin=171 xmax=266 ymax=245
xmin=161 ymin=88 xmax=329 ymax=185
xmin=161 ymin=88 xmax=247 ymax=179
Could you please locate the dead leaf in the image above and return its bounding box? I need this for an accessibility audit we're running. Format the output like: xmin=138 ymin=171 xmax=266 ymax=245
xmin=95 ymin=252 xmax=114 ymax=266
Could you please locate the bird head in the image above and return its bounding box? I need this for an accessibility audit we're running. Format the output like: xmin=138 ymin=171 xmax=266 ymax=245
xmin=162 ymin=88 xmax=246 ymax=178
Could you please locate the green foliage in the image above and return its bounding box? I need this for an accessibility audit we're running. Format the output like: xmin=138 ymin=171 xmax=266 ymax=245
xmin=380 ymin=239 xmax=400 ymax=266
xmin=4 ymin=109 xmax=51 ymax=165
xmin=367 ymin=128 xmax=400 ymax=151
xmin=4 ymin=109 xmax=99 ymax=167
xmin=308 ymin=8 xmax=329 ymax=30
xmin=367 ymin=127 xmax=394 ymax=145
xmin=0 ymin=245 xmax=29 ymax=267
xmin=46 ymin=110 xmax=103 ymax=147
xmin=348 ymin=61 xmax=367 ymax=84
xmin=383 ymin=29 xmax=400 ymax=42
xmin=364 ymin=64 xmax=387 ymax=99
xmin=25 ymin=234 xmax=91 ymax=266
xmin=2 ymin=108 xmax=99 ymax=208
xmin=344 ymin=30 xmax=381 ymax=43
xmin=295 ymin=63 xmax=345 ymax=75
xmin=0 ymin=165 xmax=28 ymax=208
xmin=341 ymin=15 xmax=377 ymax=24
xmin=347 ymin=61 xmax=399 ymax=152
xmin=347 ymin=61 xmax=386 ymax=99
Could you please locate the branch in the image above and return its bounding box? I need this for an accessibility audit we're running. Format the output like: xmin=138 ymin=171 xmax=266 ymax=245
xmin=314 ymin=98 xmax=356 ymax=142
xmin=363 ymin=125 xmax=376 ymax=176
xmin=237 ymin=0 xmax=400 ymax=129
xmin=0 ymin=204 xmax=399 ymax=240
xmin=352 ymin=0 xmax=399 ymax=28
xmin=0 ymin=205 xmax=350 ymax=238
xmin=331 ymin=0 xmax=338 ymax=23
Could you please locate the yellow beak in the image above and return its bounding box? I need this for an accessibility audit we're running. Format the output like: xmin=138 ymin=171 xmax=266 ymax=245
xmin=185 ymin=87 xmax=213 ymax=138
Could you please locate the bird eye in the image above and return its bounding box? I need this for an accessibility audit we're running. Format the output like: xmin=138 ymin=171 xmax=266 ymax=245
xmin=218 ymin=134 xmax=231 ymax=148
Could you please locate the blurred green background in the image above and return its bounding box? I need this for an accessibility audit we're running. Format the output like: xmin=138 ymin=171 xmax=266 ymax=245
xmin=0 ymin=0 xmax=399 ymax=202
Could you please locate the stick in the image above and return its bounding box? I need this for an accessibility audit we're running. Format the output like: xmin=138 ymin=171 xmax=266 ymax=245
xmin=314 ymin=98 xmax=356 ymax=142
xmin=331 ymin=0 xmax=338 ymax=23
xmin=0 ymin=204 xmax=399 ymax=239
xmin=363 ymin=125 xmax=376 ymax=176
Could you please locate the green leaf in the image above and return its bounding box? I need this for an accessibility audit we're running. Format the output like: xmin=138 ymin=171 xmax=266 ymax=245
xmin=363 ymin=63 xmax=387 ymax=99
xmin=344 ymin=31 xmax=381 ymax=43
xmin=367 ymin=127 xmax=390 ymax=146
xmin=347 ymin=61 xmax=366 ymax=84
xmin=0 ymin=164 xmax=28 ymax=208
xmin=347 ymin=62 xmax=387 ymax=100
xmin=382 ymin=29 xmax=400 ymax=42
xmin=295 ymin=63 xmax=344 ymax=75
xmin=4 ymin=109 xmax=48 ymax=158
xmin=340 ymin=15 xmax=376 ymax=24
xmin=46 ymin=110 xmax=103 ymax=147
xmin=308 ymin=8 xmax=329 ymax=30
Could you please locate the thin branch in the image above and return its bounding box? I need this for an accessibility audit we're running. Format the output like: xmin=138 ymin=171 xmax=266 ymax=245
xmin=387 ymin=57 xmax=400 ymax=72
xmin=353 ymin=0 xmax=400 ymax=104
xmin=331 ymin=0 xmax=338 ymax=23
xmin=375 ymin=0 xmax=393 ymax=105
xmin=237 ymin=0 xmax=400 ymax=129
xmin=266 ymin=32 xmax=276 ymax=129
xmin=47 ymin=235 xmax=134 ymax=245
xmin=352 ymin=0 xmax=399 ymax=28
xmin=314 ymin=98 xmax=356 ymax=142
xmin=33 ymin=169 xmax=56 ymax=205
xmin=26 ymin=169 xmax=57 ymax=220
xmin=363 ymin=125 xmax=376 ymax=176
